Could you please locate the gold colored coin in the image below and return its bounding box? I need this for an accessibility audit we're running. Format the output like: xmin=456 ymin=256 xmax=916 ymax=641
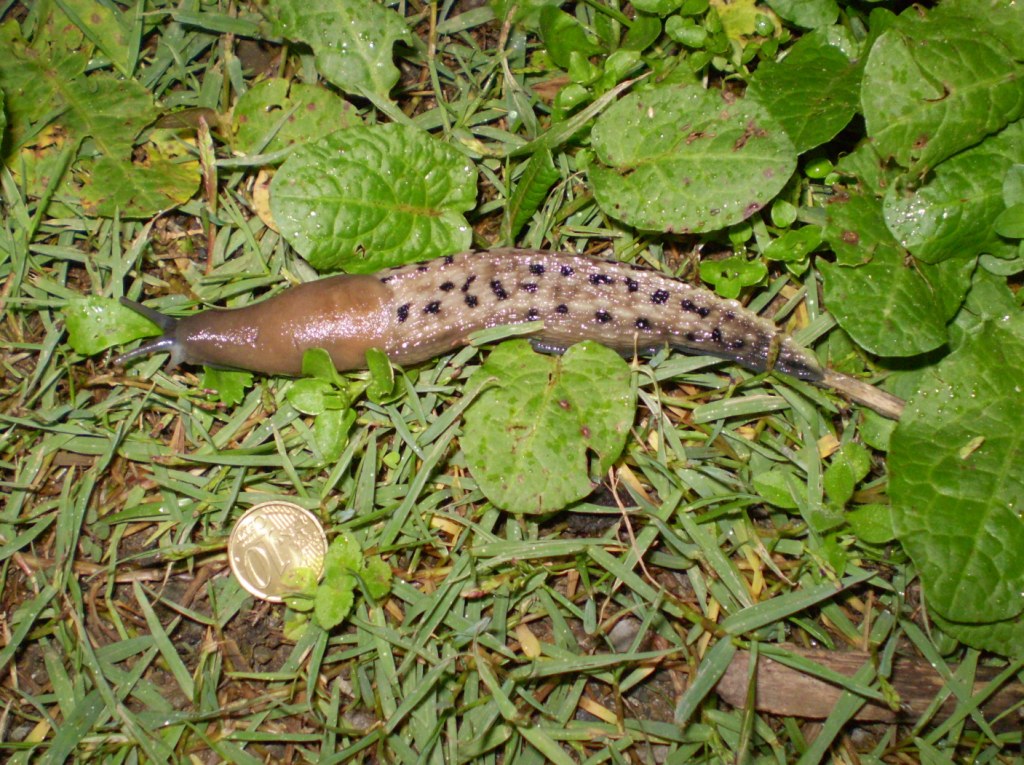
xmin=228 ymin=501 xmax=327 ymax=602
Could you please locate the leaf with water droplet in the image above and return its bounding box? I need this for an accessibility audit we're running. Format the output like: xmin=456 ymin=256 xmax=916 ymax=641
xmin=883 ymin=121 xmax=1023 ymax=263
xmin=890 ymin=311 xmax=1024 ymax=643
xmin=746 ymin=28 xmax=860 ymax=154
xmin=461 ymin=340 xmax=635 ymax=514
xmin=271 ymin=123 xmax=477 ymax=272
xmin=820 ymin=188 xmax=972 ymax=357
xmin=862 ymin=7 xmax=1024 ymax=172
xmin=264 ymin=0 xmax=412 ymax=98
xmin=589 ymin=85 xmax=796 ymax=233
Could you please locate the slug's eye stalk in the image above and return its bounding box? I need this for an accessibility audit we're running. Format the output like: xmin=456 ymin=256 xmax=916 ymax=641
xmin=113 ymin=298 xmax=185 ymax=368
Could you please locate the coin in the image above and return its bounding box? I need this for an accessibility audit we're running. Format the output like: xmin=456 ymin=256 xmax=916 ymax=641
xmin=228 ymin=501 xmax=328 ymax=602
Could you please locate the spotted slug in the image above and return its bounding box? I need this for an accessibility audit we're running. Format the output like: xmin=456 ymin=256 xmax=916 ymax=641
xmin=116 ymin=248 xmax=904 ymax=419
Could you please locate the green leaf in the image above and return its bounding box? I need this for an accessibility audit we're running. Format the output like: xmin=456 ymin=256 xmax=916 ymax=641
xmin=232 ymin=78 xmax=359 ymax=156
xmin=314 ymin=408 xmax=356 ymax=463
xmin=890 ymin=313 xmax=1024 ymax=627
xmin=315 ymin=578 xmax=356 ymax=630
xmin=324 ymin=532 xmax=363 ymax=576
xmin=200 ymin=368 xmax=254 ymax=407
xmin=362 ymin=556 xmax=393 ymax=600
xmin=820 ymin=190 xmax=973 ymax=357
xmin=264 ymin=0 xmax=413 ymax=98
xmin=64 ymin=297 xmax=159 ymax=356
xmin=286 ymin=379 xmax=334 ymax=416
xmin=763 ymin=226 xmax=822 ymax=263
xmin=753 ymin=470 xmax=799 ymax=510
xmin=633 ymin=0 xmax=683 ymax=16
xmin=77 ymin=143 xmax=201 ymax=219
xmin=994 ymin=204 xmax=1024 ymax=239
xmin=846 ymin=504 xmax=896 ymax=545
xmin=503 ymin=149 xmax=561 ymax=241
xmin=271 ymin=123 xmax=477 ymax=272
xmin=861 ymin=9 xmax=1024 ymax=172
xmin=932 ymin=610 xmax=1024 ymax=660
xmin=764 ymin=0 xmax=838 ymax=29
xmin=590 ymin=85 xmax=796 ymax=233
xmin=883 ymin=121 xmax=1024 ymax=263
xmin=539 ymin=7 xmax=602 ymax=69
xmin=823 ymin=443 xmax=871 ymax=507
xmin=745 ymin=30 xmax=860 ymax=154
xmin=300 ymin=348 xmax=345 ymax=386
xmin=365 ymin=348 xmax=395 ymax=404
xmin=461 ymin=340 xmax=635 ymax=514
xmin=698 ymin=256 xmax=766 ymax=300
xmin=54 ymin=0 xmax=135 ymax=77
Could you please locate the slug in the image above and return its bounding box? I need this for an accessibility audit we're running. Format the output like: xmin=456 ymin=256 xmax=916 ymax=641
xmin=115 ymin=248 xmax=904 ymax=419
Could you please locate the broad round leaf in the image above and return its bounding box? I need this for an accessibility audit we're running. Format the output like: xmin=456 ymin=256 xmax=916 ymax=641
xmin=890 ymin=313 xmax=1024 ymax=626
xmin=461 ymin=341 xmax=635 ymax=514
xmin=271 ymin=124 xmax=477 ymax=273
xmin=264 ymin=0 xmax=413 ymax=98
xmin=590 ymin=85 xmax=796 ymax=233
xmin=233 ymin=78 xmax=359 ymax=156
xmin=884 ymin=121 xmax=1024 ymax=263
xmin=821 ymin=190 xmax=972 ymax=357
xmin=862 ymin=12 xmax=1024 ymax=171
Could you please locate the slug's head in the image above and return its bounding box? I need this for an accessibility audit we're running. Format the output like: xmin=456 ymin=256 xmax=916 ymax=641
xmin=113 ymin=298 xmax=186 ymax=368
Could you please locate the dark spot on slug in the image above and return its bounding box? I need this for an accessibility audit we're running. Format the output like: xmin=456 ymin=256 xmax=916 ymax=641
xmin=556 ymin=304 xmax=569 ymax=314
xmin=724 ymin=310 xmax=735 ymax=321
xmin=439 ymin=281 xmax=455 ymax=291
xmin=443 ymin=255 xmax=455 ymax=265
xmin=526 ymin=307 xmax=540 ymax=321
xmin=397 ymin=304 xmax=410 ymax=322
xmin=625 ymin=278 xmax=639 ymax=293
xmin=465 ymin=294 xmax=479 ymax=308
xmin=521 ymin=282 xmax=538 ymax=293
xmin=651 ymin=289 xmax=670 ymax=304
xmin=461 ymin=275 xmax=477 ymax=292
xmin=589 ymin=273 xmax=615 ymax=286
xmin=491 ymin=279 xmax=509 ymax=300
xmin=424 ymin=301 xmax=441 ymax=315
xmin=729 ymin=338 xmax=746 ymax=350
xmin=529 ymin=263 xmax=545 ymax=275
xmin=711 ymin=327 xmax=723 ymax=344
xmin=682 ymin=298 xmax=711 ymax=317
xmin=416 ymin=265 xmax=430 ymax=272
xmin=380 ymin=276 xmax=392 ymax=283
xmin=635 ymin=318 xmax=652 ymax=330
xmin=560 ymin=265 xmax=574 ymax=277
xmin=595 ymin=309 xmax=613 ymax=323
xmin=685 ymin=331 xmax=697 ymax=342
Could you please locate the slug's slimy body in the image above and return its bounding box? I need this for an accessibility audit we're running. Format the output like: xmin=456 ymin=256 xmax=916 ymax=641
xmin=117 ymin=249 xmax=904 ymax=418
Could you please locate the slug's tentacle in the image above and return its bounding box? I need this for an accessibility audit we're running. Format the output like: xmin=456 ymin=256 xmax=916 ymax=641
xmin=114 ymin=299 xmax=185 ymax=367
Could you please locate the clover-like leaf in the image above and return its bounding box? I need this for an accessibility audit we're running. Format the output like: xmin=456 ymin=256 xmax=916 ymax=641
xmin=890 ymin=313 xmax=1024 ymax=629
xmin=461 ymin=340 xmax=635 ymax=514
xmin=271 ymin=123 xmax=477 ymax=272
xmin=590 ymin=85 xmax=796 ymax=233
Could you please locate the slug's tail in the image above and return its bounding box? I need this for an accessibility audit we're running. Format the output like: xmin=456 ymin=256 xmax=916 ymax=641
xmin=113 ymin=298 xmax=185 ymax=368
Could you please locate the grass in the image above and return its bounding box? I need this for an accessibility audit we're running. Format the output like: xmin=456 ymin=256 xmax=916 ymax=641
xmin=1 ymin=0 xmax=1022 ymax=762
